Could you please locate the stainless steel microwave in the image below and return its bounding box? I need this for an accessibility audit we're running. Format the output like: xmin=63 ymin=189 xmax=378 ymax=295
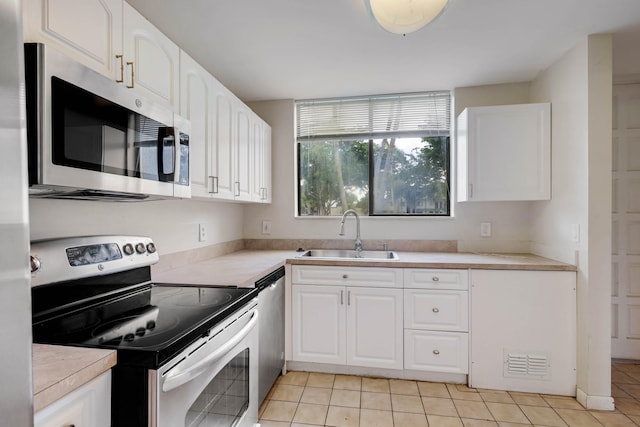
xmin=24 ymin=43 xmax=190 ymax=201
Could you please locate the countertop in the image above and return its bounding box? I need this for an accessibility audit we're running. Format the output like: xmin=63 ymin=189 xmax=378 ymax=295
xmin=153 ymin=249 xmax=576 ymax=287
xmin=33 ymin=344 xmax=117 ymax=412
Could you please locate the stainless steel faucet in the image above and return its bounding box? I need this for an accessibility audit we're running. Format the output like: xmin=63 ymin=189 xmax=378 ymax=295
xmin=339 ymin=209 xmax=362 ymax=252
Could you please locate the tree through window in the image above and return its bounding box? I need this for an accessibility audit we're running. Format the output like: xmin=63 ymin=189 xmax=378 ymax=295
xmin=296 ymin=92 xmax=451 ymax=216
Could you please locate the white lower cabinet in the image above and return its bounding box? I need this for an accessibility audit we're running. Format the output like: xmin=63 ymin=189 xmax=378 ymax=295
xmin=291 ymin=266 xmax=403 ymax=370
xmin=34 ymin=370 xmax=111 ymax=427
xmin=403 ymin=269 xmax=469 ymax=374
xmin=292 ymin=284 xmax=346 ymax=365
xmin=470 ymin=269 xmax=576 ymax=395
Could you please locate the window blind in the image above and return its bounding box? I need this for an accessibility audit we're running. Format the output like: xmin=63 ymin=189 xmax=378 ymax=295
xmin=296 ymin=91 xmax=451 ymax=141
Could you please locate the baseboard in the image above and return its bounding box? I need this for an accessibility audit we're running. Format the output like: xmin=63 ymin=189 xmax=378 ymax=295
xmin=576 ymin=388 xmax=615 ymax=410
xmin=286 ymin=360 xmax=468 ymax=384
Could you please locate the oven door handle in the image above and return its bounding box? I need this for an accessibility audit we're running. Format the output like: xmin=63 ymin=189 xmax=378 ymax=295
xmin=161 ymin=309 xmax=258 ymax=392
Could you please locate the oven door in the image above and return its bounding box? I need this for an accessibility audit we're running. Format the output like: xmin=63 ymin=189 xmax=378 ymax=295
xmin=150 ymin=300 xmax=259 ymax=427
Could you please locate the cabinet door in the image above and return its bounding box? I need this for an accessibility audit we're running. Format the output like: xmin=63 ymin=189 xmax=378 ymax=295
xmin=234 ymin=104 xmax=252 ymax=200
xmin=404 ymin=330 xmax=468 ymax=374
xmin=123 ymin=2 xmax=179 ymax=110
xmin=23 ymin=0 xmax=123 ymax=80
xmin=292 ymin=285 xmax=346 ymax=364
xmin=210 ymin=84 xmax=235 ymax=200
xmin=179 ymin=51 xmax=212 ymax=198
xmin=262 ymin=122 xmax=272 ymax=203
xmin=250 ymin=116 xmax=272 ymax=203
xmin=457 ymin=103 xmax=550 ymax=201
xmin=347 ymin=287 xmax=403 ymax=369
xmin=34 ymin=371 xmax=111 ymax=427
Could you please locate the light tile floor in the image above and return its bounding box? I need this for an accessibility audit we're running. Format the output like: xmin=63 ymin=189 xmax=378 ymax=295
xmin=257 ymin=361 xmax=640 ymax=426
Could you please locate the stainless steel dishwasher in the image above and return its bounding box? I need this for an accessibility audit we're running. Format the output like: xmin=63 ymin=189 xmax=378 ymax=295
xmin=255 ymin=266 xmax=285 ymax=404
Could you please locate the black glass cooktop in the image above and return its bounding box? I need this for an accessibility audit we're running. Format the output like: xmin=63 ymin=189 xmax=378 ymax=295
xmin=32 ymin=267 xmax=258 ymax=368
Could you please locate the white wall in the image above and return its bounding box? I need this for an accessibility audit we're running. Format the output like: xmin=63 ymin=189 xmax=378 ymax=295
xmin=246 ymin=89 xmax=537 ymax=253
xmin=29 ymin=198 xmax=244 ymax=255
xmin=530 ymin=34 xmax=613 ymax=409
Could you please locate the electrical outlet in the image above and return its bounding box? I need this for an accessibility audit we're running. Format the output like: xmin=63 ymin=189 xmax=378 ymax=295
xmin=261 ymin=220 xmax=272 ymax=235
xmin=198 ymin=223 xmax=207 ymax=242
xmin=480 ymin=222 xmax=492 ymax=237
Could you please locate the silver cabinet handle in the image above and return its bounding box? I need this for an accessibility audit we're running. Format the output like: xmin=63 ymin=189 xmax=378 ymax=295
xmin=433 ymin=349 xmax=440 ymax=355
xmin=234 ymin=181 xmax=240 ymax=197
xmin=432 ymin=276 xmax=440 ymax=282
xmin=348 ymin=290 xmax=351 ymax=306
xmin=209 ymin=176 xmax=219 ymax=194
xmin=432 ymin=307 xmax=440 ymax=313
xmin=340 ymin=290 xmax=344 ymax=305
xmin=469 ymin=183 xmax=473 ymax=198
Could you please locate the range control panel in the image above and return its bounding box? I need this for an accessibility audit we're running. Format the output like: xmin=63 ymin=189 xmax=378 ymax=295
xmin=30 ymin=235 xmax=159 ymax=287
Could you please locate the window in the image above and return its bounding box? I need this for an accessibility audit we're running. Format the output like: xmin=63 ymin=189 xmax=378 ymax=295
xmin=296 ymin=92 xmax=451 ymax=216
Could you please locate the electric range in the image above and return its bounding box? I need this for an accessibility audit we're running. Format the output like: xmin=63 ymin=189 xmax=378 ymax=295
xmin=30 ymin=235 xmax=261 ymax=427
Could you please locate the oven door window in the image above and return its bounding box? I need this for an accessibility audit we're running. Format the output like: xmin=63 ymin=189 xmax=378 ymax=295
xmin=51 ymin=76 xmax=175 ymax=183
xmin=185 ymin=348 xmax=250 ymax=427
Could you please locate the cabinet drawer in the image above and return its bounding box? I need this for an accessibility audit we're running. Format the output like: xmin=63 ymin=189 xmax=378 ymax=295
xmin=404 ymin=269 xmax=469 ymax=290
xmin=292 ymin=265 xmax=403 ymax=288
xmin=404 ymin=290 xmax=468 ymax=331
xmin=404 ymin=330 xmax=468 ymax=374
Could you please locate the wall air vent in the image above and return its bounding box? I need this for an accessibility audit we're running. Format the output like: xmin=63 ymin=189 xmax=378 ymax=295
xmin=503 ymin=349 xmax=550 ymax=380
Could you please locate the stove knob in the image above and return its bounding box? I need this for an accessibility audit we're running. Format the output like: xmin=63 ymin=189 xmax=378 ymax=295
xmin=135 ymin=327 xmax=146 ymax=337
xmin=146 ymin=243 xmax=157 ymax=254
xmin=135 ymin=243 xmax=146 ymax=254
xmin=124 ymin=333 xmax=135 ymax=342
xmin=123 ymin=244 xmax=134 ymax=256
xmin=30 ymin=255 xmax=41 ymax=273
xmin=146 ymin=320 xmax=156 ymax=330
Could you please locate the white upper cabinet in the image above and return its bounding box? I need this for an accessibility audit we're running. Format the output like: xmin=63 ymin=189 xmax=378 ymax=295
xmin=251 ymin=115 xmax=272 ymax=203
xmin=122 ymin=2 xmax=179 ymax=110
xmin=179 ymin=51 xmax=213 ymax=198
xmin=23 ymin=0 xmax=123 ymax=80
xmin=24 ymin=0 xmax=272 ymax=203
xmin=234 ymin=103 xmax=252 ymax=201
xmin=457 ymin=103 xmax=551 ymax=202
xmin=210 ymin=83 xmax=236 ymax=200
xmin=24 ymin=1 xmax=180 ymax=111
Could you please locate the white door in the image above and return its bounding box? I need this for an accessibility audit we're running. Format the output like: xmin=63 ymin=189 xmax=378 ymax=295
xmin=234 ymin=104 xmax=252 ymax=200
xmin=612 ymin=83 xmax=640 ymax=359
xmin=23 ymin=0 xmax=123 ymax=81
xmin=179 ymin=52 xmax=211 ymax=198
xmin=292 ymin=285 xmax=346 ymax=364
xmin=346 ymin=287 xmax=403 ymax=369
xmin=123 ymin=2 xmax=179 ymax=110
xmin=211 ymin=86 xmax=235 ymax=199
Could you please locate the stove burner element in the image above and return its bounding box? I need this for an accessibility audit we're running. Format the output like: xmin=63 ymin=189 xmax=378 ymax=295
xmin=89 ymin=306 xmax=160 ymax=344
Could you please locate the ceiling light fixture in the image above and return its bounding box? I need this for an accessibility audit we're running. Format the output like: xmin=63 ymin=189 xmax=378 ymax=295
xmin=365 ymin=0 xmax=449 ymax=35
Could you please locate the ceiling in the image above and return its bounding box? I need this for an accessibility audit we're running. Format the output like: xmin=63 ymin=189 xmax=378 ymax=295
xmin=126 ymin=0 xmax=640 ymax=102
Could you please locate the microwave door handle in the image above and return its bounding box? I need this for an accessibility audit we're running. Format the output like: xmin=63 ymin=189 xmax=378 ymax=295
xmin=173 ymin=127 xmax=181 ymax=185
xmin=157 ymin=128 xmax=175 ymax=180
xmin=161 ymin=309 xmax=258 ymax=392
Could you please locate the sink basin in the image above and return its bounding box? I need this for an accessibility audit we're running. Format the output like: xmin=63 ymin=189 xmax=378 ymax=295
xmin=297 ymin=249 xmax=399 ymax=260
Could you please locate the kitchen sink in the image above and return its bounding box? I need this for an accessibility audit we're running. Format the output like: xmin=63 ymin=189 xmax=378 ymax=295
xmin=297 ymin=249 xmax=399 ymax=260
